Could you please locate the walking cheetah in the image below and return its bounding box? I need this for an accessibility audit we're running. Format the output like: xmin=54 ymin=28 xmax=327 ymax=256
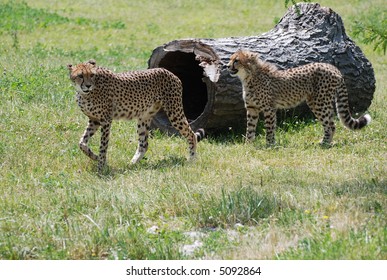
xmin=227 ymin=50 xmax=371 ymax=146
xmin=67 ymin=59 xmax=205 ymax=172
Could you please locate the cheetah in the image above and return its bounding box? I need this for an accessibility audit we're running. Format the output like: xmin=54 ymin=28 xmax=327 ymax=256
xmin=227 ymin=50 xmax=371 ymax=146
xmin=67 ymin=59 xmax=205 ymax=172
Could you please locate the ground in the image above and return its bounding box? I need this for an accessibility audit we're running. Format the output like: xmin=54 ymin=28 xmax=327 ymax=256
xmin=0 ymin=0 xmax=386 ymax=260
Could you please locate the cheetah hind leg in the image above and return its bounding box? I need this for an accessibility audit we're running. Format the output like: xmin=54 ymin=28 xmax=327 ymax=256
xmin=320 ymin=107 xmax=336 ymax=146
xmin=165 ymin=111 xmax=205 ymax=160
xmin=306 ymin=99 xmax=336 ymax=147
xmin=131 ymin=118 xmax=151 ymax=164
xmin=184 ymin=126 xmax=206 ymax=160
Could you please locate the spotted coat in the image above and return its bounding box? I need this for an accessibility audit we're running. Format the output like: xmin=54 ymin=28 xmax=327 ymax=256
xmin=67 ymin=60 xmax=204 ymax=172
xmin=227 ymin=50 xmax=371 ymax=146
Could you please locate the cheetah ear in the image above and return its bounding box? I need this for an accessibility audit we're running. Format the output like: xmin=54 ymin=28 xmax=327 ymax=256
xmin=87 ymin=59 xmax=96 ymax=66
xmin=67 ymin=64 xmax=73 ymax=71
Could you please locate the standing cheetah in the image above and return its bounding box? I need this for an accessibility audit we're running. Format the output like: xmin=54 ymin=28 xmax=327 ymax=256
xmin=67 ymin=59 xmax=205 ymax=172
xmin=227 ymin=50 xmax=371 ymax=146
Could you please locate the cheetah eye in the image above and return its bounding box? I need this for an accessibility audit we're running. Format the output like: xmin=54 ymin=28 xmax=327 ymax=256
xmin=77 ymin=74 xmax=83 ymax=79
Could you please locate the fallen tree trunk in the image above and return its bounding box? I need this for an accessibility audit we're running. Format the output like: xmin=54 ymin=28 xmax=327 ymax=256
xmin=148 ymin=3 xmax=375 ymax=134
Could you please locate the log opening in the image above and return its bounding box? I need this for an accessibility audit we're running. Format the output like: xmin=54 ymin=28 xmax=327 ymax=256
xmin=149 ymin=41 xmax=220 ymax=134
xmin=158 ymin=51 xmax=208 ymax=121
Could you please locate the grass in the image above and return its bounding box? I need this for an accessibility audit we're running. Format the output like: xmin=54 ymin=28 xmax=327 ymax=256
xmin=0 ymin=0 xmax=386 ymax=260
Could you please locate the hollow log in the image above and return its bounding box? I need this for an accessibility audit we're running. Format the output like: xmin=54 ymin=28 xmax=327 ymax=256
xmin=148 ymin=3 xmax=375 ymax=134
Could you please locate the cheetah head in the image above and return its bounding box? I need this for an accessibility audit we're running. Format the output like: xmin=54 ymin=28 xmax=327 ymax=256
xmin=227 ymin=50 xmax=258 ymax=79
xmin=67 ymin=59 xmax=97 ymax=95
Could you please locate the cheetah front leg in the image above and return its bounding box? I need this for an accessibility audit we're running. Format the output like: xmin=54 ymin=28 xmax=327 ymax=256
xmin=97 ymin=121 xmax=112 ymax=172
xmin=263 ymin=107 xmax=277 ymax=146
xmin=245 ymin=106 xmax=260 ymax=142
xmin=131 ymin=118 xmax=151 ymax=164
xmin=79 ymin=119 xmax=100 ymax=161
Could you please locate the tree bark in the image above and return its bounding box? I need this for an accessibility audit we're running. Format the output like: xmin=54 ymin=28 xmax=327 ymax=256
xmin=148 ymin=3 xmax=375 ymax=134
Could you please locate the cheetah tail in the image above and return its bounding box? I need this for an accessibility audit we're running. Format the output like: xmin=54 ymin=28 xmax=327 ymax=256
xmin=195 ymin=128 xmax=206 ymax=142
xmin=336 ymin=83 xmax=371 ymax=130
xmin=341 ymin=113 xmax=371 ymax=130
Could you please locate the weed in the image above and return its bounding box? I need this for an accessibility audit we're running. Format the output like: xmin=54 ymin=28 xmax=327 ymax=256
xmin=196 ymin=187 xmax=276 ymax=228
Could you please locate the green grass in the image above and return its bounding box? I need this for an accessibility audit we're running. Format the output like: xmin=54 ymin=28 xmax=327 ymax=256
xmin=0 ymin=0 xmax=386 ymax=260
